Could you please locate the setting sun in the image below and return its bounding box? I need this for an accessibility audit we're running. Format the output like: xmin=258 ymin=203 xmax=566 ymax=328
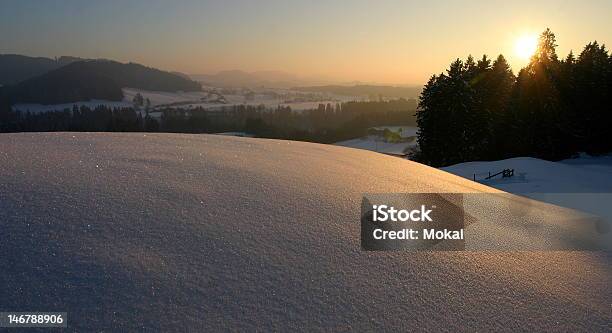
xmin=515 ymin=34 xmax=538 ymax=60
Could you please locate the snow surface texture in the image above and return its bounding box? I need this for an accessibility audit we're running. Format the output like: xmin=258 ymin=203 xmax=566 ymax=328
xmin=0 ymin=133 xmax=610 ymax=331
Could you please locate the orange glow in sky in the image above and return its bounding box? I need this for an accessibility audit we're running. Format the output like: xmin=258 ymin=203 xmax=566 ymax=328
xmin=1 ymin=1 xmax=611 ymax=84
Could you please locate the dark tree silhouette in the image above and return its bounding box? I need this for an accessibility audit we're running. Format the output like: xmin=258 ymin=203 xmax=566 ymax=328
xmin=417 ymin=28 xmax=612 ymax=166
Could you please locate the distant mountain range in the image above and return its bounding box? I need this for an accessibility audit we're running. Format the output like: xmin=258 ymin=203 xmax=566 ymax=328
xmin=191 ymin=70 xmax=311 ymax=88
xmin=293 ymin=85 xmax=422 ymax=99
xmin=0 ymin=55 xmax=201 ymax=105
xmin=191 ymin=70 xmax=422 ymax=98
xmin=0 ymin=54 xmax=421 ymax=105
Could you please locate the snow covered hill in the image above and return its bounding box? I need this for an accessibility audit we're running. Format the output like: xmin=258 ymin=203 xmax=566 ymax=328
xmin=442 ymin=155 xmax=612 ymax=193
xmin=0 ymin=133 xmax=610 ymax=331
xmin=442 ymin=155 xmax=612 ymax=219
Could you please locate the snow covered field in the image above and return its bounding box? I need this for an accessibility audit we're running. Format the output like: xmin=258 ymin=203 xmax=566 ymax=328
xmin=335 ymin=137 xmax=417 ymax=155
xmin=442 ymin=154 xmax=612 ymax=218
xmin=369 ymin=125 xmax=419 ymax=138
xmin=442 ymin=154 xmax=612 ymax=193
xmin=124 ymin=87 xmax=359 ymax=111
xmin=11 ymin=87 xmax=359 ymax=114
xmin=0 ymin=133 xmax=609 ymax=331
xmin=335 ymin=126 xmax=419 ymax=156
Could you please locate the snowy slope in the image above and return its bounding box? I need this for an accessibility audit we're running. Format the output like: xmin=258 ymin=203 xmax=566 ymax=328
xmin=335 ymin=137 xmax=416 ymax=155
xmin=442 ymin=155 xmax=612 ymax=193
xmin=442 ymin=155 xmax=612 ymax=222
xmin=0 ymin=133 xmax=610 ymax=331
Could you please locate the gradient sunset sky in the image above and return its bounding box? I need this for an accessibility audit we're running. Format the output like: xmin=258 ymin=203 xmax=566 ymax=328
xmin=1 ymin=0 xmax=611 ymax=84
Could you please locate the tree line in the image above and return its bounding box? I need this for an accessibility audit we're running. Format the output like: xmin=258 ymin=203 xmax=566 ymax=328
xmin=0 ymin=99 xmax=417 ymax=144
xmin=417 ymin=29 xmax=612 ymax=166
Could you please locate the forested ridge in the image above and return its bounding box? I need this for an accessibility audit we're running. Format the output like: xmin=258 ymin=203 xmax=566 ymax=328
xmin=0 ymin=54 xmax=82 ymax=85
xmin=0 ymin=59 xmax=201 ymax=105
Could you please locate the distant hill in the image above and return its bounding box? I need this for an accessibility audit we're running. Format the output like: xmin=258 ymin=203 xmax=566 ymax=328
xmin=192 ymin=70 xmax=323 ymax=88
xmin=0 ymin=54 xmax=83 ymax=85
xmin=3 ymin=60 xmax=201 ymax=105
xmin=3 ymin=62 xmax=123 ymax=105
xmin=171 ymin=71 xmax=193 ymax=80
xmin=293 ymin=85 xmax=422 ymax=99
